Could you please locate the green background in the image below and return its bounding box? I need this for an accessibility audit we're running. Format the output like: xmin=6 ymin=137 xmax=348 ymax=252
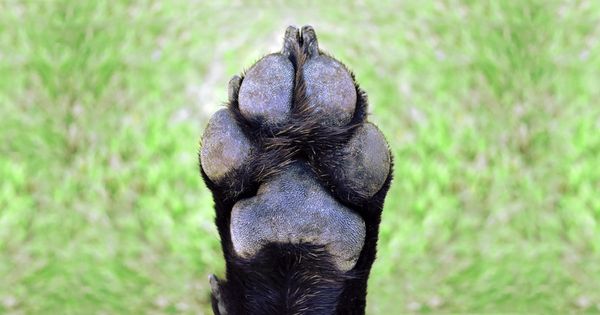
xmin=1 ymin=1 xmax=599 ymax=314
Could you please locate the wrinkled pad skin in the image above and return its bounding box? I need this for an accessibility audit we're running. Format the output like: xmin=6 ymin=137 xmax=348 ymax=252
xmin=201 ymin=26 xmax=394 ymax=314
xmin=230 ymin=162 xmax=366 ymax=271
xmin=238 ymin=54 xmax=295 ymax=124
xmin=335 ymin=123 xmax=390 ymax=198
xmin=200 ymin=108 xmax=254 ymax=182
xmin=303 ymin=55 xmax=356 ymax=126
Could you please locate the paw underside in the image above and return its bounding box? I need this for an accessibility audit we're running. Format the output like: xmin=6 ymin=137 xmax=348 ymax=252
xmin=200 ymin=25 xmax=392 ymax=314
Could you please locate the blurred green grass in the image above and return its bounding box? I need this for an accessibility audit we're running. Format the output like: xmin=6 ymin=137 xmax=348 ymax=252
xmin=1 ymin=1 xmax=599 ymax=314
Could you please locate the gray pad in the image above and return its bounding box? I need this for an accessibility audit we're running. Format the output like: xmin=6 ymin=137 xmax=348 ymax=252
xmin=336 ymin=123 xmax=390 ymax=197
xmin=238 ymin=54 xmax=295 ymax=125
xmin=303 ymin=55 xmax=356 ymax=126
xmin=230 ymin=162 xmax=365 ymax=271
xmin=200 ymin=108 xmax=254 ymax=182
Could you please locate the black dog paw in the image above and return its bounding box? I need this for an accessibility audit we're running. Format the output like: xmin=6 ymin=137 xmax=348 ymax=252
xmin=200 ymin=25 xmax=392 ymax=315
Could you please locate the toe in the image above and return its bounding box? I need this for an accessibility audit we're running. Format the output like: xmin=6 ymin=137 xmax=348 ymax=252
xmin=303 ymin=55 xmax=357 ymax=126
xmin=200 ymin=108 xmax=254 ymax=182
xmin=238 ymin=54 xmax=295 ymax=125
xmin=336 ymin=123 xmax=391 ymax=198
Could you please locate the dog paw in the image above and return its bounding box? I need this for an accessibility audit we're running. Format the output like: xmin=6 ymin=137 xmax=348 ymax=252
xmin=200 ymin=25 xmax=391 ymax=272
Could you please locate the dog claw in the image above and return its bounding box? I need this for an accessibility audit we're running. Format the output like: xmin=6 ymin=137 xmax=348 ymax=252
xmin=282 ymin=25 xmax=300 ymax=57
xmin=227 ymin=75 xmax=241 ymax=102
xmin=301 ymin=25 xmax=319 ymax=58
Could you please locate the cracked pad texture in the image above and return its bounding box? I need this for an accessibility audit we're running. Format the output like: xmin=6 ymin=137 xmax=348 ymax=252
xmin=230 ymin=162 xmax=366 ymax=271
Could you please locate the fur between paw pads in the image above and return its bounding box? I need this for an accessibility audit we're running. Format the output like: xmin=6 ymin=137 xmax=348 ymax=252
xmin=200 ymin=25 xmax=390 ymax=200
xmin=200 ymin=25 xmax=391 ymax=271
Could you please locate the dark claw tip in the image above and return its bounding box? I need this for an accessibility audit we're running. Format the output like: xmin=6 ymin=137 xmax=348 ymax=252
xmin=227 ymin=75 xmax=242 ymax=101
xmin=209 ymin=274 xmax=220 ymax=294
xmin=282 ymin=25 xmax=300 ymax=56
xmin=301 ymin=25 xmax=319 ymax=58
